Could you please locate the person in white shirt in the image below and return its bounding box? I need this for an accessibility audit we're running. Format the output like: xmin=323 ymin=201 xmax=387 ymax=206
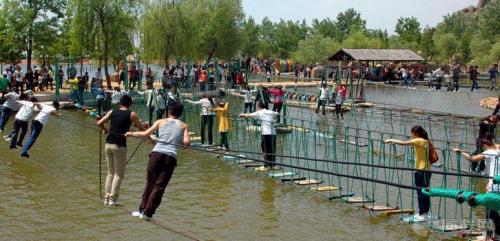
xmin=0 ymin=91 xmax=21 ymax=132
xmin=20 ymin=101 xmax=61 ymax=158
xmin=432 ymin=67 xmax=445 ymax=91
xmin=453 ymin=136 xmax=500 ymax=240
xmin=186 ymin=95 xmax=214 ymax=145
xmin=315 ymin=83 xmax=329 ymax=115
xmin=241 ymin=85 xmax=257 ymax=113
xmin=95 ymin=68 xmax=103 ymax=88
xmin=6 ymin=97 xmax=40 ymax=149
xmin=239 ymin=101 xmax=280 ymax=168
xmin=14 ymin=65 xmax=24 ymax=93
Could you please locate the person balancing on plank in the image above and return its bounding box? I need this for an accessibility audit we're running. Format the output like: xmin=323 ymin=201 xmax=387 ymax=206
xmin=20 ymin=101 xmax=62 ymax=158
xmin=126 ymin=101 xmax=190 ymax=221
xmin=239 ymin=101 xmax=280 ymax=169
xmin=97 ymin=95 xmax=145 ymax=206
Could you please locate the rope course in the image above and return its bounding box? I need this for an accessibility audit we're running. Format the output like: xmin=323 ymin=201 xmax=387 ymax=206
xmin=59 ymin=75 xmax=499 ymax=238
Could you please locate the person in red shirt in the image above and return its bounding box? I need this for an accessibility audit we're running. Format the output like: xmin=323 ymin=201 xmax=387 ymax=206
xmin=335 ymin=82 xmax=347 ymax=119
xmin=199 ymin=67 xmax=207 ymax=91
xmin=268 ymin=86 xmax=285 ymax=123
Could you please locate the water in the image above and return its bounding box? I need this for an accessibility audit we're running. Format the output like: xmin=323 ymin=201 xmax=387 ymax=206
xmin=0 ymin=85 xmax=494 ymax=240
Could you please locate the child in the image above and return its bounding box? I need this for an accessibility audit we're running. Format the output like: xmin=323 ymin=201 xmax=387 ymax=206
xmin=385 ymin=126 xmax=434 ymax=222
xmin=128 ymin=101 xmax=190 ymax=221
xmin=452 ymin=136 xmax=499 ymax=240
xmin=20 ymin=101 xmax=62 ymax=158
xmin=213 ymin=99 xmax=230 ymax=150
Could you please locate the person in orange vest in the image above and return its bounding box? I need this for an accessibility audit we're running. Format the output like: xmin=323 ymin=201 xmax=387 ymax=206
xmin=199 ymin=67 xmax=207 ymax=91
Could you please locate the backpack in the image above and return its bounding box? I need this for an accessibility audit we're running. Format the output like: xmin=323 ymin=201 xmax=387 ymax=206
xmin=428 ymin=142 xmax=439 ymax=164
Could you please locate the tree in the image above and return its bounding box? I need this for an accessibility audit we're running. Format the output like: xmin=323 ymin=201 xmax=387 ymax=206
xmin=70 ymin=0 xmax=134 ymax=89
xmin=241 ymin=17 xmax=259 ymax=57
xmin=343 ymin=31 xmax=382 ymax=49
xmin=478 ymin=0 xmax=500 ymax=42
xmin=419 ymin=26 xmax=436 ymax=61
xmin=311 ymin=18 xmax=336 ymax=39
xmin=489 ymin=40 xmax=500 ymax=64
xmin=291 ymin=33 xmax=340 ymax=64
xmin=274 ymin=19 xmax=309 ymax=59
xmin=336 ymin=8 xmax=366 ymax=41
xmin=434 ymin=32 xmax=459 ymax=62
xmin=395 ymin=17 xmax=421 ymax=46
xmin=0 ymin=6 xmax=25 ymax=66
xmin=257 ymin=17 xmax=276 ymax=58
xmin=189 ymin=0 xmax=244 ymax=61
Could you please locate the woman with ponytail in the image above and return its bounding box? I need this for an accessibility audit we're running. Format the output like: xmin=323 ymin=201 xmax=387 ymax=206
xmin=385 ymin=125 xmax=433 ymax=222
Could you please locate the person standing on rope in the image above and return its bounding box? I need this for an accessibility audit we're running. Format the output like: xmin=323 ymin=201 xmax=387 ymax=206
xmin=385 ymin=125 xmax=435 ymax=222
xmin=185 ymin=95 xmax=214 ymax=146
xmin=20 ymin=101 xmax=61 ymax=158
xmin=239 ymin=101 xmax=280 ymax=168
xmin=452 ymin=135 xmax=500 ymax=240
xmin=472 ymin=114 xmax=499 ymax=173
xmin=165 ymin=86 xmax=179 ymax=118
xmin=6 ymin=97 xmax=40 ymax=149
xmin=143 ymin=82 xmax=157 ymax=127
xmin=97 ymin=95 xmax=145 ymax=206
xmin=335 ymin=81 xmax=346 ymax=119
xmin=213 ymin=99 xmax=230 ymax=150
xmin=127 ymin=101 xmax=190 ymax=221
xmin=241 ymin=85 xmax=256 ymax=113
xmin=316 ymin=83 xmax=329 ymax=115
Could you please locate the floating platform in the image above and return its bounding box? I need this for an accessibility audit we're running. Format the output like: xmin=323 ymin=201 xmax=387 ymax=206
xmin=362 ymin=205 xmax=399 ymax=211
xmin=431 ymin=223 xmax=468 ymax=232
xmin=217 ymin=154 xmax=247 ymax=161
xmin=328 ymin=192 xmax=355 ymax=200
xmin=310 ymin=186 xmax=340 ymax=191
xmin=190 ymin=136 xmax=201 ymax=141
xmin=342 ymin=196 xmax=374 ymax=203
xmin=244 ymin=163 xmax=263 ymax=168
xmin=234 ymin=159 xmax=256 ymax=164
xmin=401 ymin=215 xmax=439 ymax=223
xmin=268 ymin=171 xmax=296 ymax=178
xmin=254 ymin=166 xmax=281 ymax=172
xmin=384 ymin=209 xmax=415 ymax=216
xmin=294 ymin=179 xmax=323 ymax=185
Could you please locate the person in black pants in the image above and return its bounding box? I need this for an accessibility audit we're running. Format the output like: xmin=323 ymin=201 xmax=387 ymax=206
xmin=472 ymin=115 xmax=498 ymax=172
xmin=186 ymin=96 xmax=214 ymax=145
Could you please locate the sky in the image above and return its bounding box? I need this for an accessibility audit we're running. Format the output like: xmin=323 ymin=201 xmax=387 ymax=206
xmin=242 ymin=0 xmax=477 ymax=33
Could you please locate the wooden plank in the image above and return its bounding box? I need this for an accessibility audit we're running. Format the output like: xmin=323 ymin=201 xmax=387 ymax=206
xmin=328 ymin=192 xmax=355 ymax=200
xmin=431 ymin=223 xmax=468 ymax=232
xmin=401 ymin=215 xmax=439 ymax=223
xmin=362 ymin=205 xmax=399 ymax=211
xmin=343 ymin=196 xmax=374 ymax=203
xmin=244 ymin=163 xmax=262 ymax=168
xmin=294 ymin=179 xmax=323 ymax=185
xmin=310 ymin=186 xmax=340 ymax=191
xmin=384 ymin=209 xmax=414 ymax=216
xmin=268 ymin=171 xmax=296 ymax=178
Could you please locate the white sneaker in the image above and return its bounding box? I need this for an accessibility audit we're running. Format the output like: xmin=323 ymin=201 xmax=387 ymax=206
xmin=412 ymin=214 xmax=425 ymax=222
xmin=131 ymin=211 xmax=142 ymax=217
xmin=4 ymin=137 xmax=11 ymax=142
xmin=103 ymin=198 xmax=109 ymax=206
xmin=139 ymin=213 xmax=151 ymax=221
xmin=108 ymin=200 xmax=121 ymax=206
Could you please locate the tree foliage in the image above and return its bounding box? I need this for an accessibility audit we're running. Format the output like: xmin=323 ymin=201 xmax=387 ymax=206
xmin=291 ymin=33 xmax=340 ymax=64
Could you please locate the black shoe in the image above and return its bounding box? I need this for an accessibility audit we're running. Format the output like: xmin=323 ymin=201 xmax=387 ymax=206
xmin=21 ymin=153 xmax=30 ymax=158
xmin=9 ymin=146 xmax=17 ymax=149
xmin=16 ymin=143 xmax=23 ymax=147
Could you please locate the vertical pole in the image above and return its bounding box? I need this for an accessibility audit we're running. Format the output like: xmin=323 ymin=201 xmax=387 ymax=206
xmin=124 ymin=59 xmax=129 ymax=92
xmin=55 ymin=58 xmax=60 ymax=98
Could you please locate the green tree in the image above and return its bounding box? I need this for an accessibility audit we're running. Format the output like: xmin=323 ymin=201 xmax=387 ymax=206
xmin=489 ymin=40 xmax=500 ymax=64
xmin=257 ymin=17 xmax=276 ymax=58
xmin=395 ymin=17 xmax=421 ymax=46
xmin=0 ymin=6 xmax=25 ymax=65
xmin=240 ymin=16 xmax=259 ymax=57
xmin=343 ymin=31 xmax=382 ymax=49
xmin=311 ymin=18 xmax=336 ymax=39
xmin=434 ymin=32 xmax=459 ymax=63
xmin=291 ymin=33 xmax=340 ymax=64
xmin=478 ymin=0 xmax=500 ymax=42
xmin=274 ymin=19 xmax=309 ymax=58
xmin=336 ymin=8 xmax=366 ymax=41
xmin=70 ymin=0 xmax=134 ymax=89
xmin=419 ymin=26 xmax=436 ymax=61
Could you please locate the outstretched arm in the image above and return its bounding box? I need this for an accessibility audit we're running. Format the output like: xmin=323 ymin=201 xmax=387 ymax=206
xmin=384 ymin=139 xmax=413 ymax=146
xmin=126 ymin=120 xmax=160 ymax=138
xmin=452 ymin=148 xmax=485 ymax=162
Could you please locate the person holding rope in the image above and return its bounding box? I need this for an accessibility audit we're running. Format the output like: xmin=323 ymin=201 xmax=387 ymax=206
xmin=97 ymin=95 xmax=145 ymax=206
xmin=239 ymin=101 xmax=280 ymax=169
xmin=127 ymin=101 xmax=190 ymax=221
xmin=185 ymin=94 xmax=214 ymax=146
xmin=452 ymin=135 xmax=500 ymax=240
xmin=5 ymin=96 xmax=39 ymax=149
xmin=385 ymin=125 xmax=436 ymax=222
xmin=20 ymin=101 xmax=62 ymax=158
xmin=473 ymin=114 xmax=499 ymax=173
